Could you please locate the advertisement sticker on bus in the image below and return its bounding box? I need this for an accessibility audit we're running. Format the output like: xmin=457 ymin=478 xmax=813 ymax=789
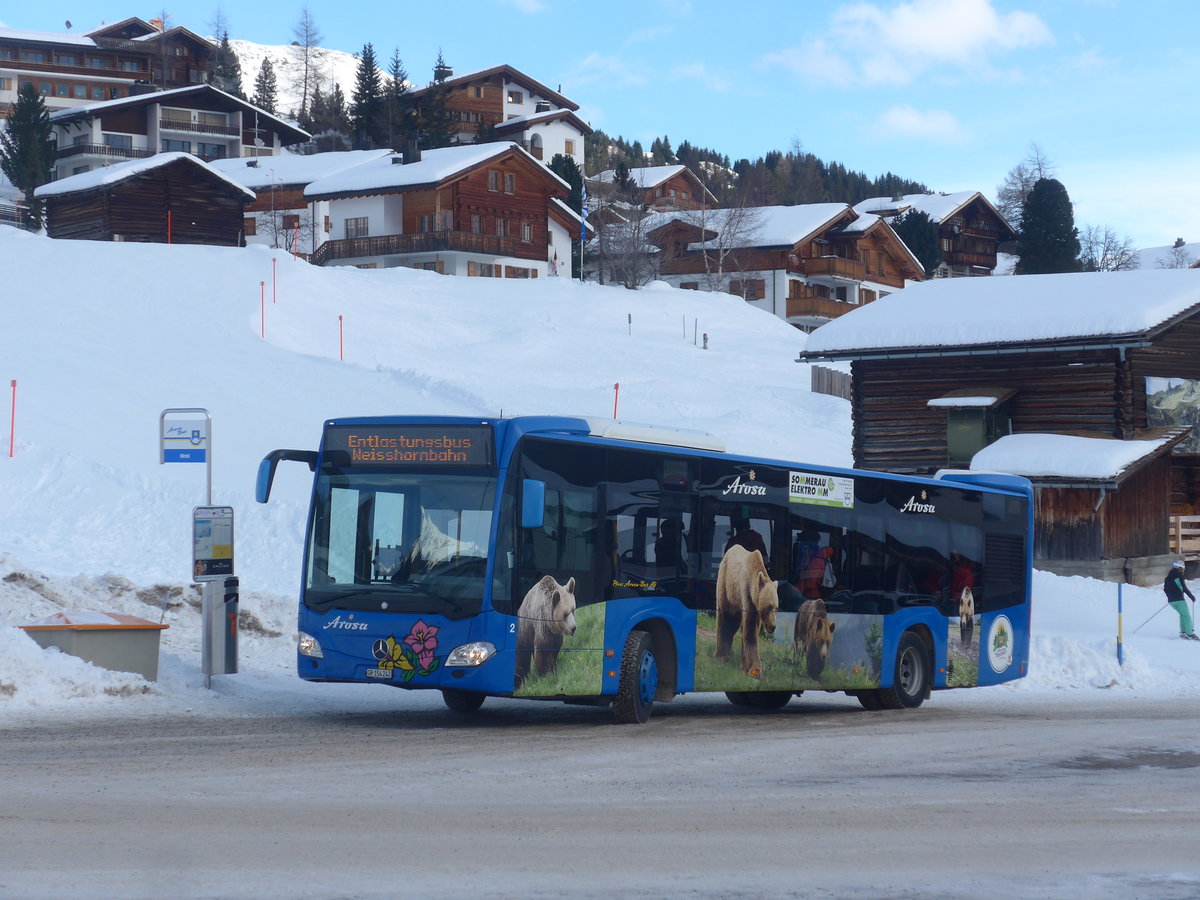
xmin=789 ymin=471 xmax=854 ymax=509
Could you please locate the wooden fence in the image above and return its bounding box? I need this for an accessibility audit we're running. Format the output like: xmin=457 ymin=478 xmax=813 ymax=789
xmin=810 ymin=364 xmax=851 ymax=400
xmin=1170 ymin=516 xmax=1200 ymax=556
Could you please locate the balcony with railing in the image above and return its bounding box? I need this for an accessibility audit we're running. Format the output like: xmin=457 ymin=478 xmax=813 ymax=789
xmin=160 ymin=117 xmax=240 ymax=137
xmin=311 ymin=231 xmax=518 ymax=266
xmin=787 ymin=255 xmax=865 ymax=281
xmin=55 ymin=143 xmax=157 ymax=162
xmin=785 ymin=292 xmax=859 ymax=321
xmin=943 ymin=248 xmax=998 ymax=269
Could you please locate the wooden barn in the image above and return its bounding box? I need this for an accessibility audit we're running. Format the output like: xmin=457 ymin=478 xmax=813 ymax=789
xmin=800 ymin=268 xmax=1200 ymax=583
xmin=35 ymin=152 xmax=254 ymax=246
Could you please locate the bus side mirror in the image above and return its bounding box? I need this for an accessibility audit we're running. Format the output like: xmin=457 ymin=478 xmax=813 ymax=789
xmin=521 ymin=479 xmax=545 ymax=529
xmin=256 ymin=449 xmax=318 ymax=503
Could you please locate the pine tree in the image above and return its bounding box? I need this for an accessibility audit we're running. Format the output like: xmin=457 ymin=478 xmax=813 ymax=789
xmin=211 ymin=31 xmax=244 ymax=99
xmin=386 ymin=47 xmax=412 ymax=149
xmin=350 ymin=43 xmax=385 ymax=149
xmin=252 ymin=58 xmax=278 ymax=114
xmin=612 ymin=160 xmax=638 ymax=203
xmin=0 ymin=82 xmax=53 ymax=228
xmin=1016 ymin=178 xmax=1081 ymax=274
xmin=290 ymin=6 xmax=323 ymax=122
xmin=416 ymin=52 xmax=457 ymax=150
xmin=891 ymin=210 xmax=942 ymax=277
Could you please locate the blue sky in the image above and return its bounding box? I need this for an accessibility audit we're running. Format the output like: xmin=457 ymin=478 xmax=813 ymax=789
xmin=11 ymin=0 xmax=1200 ymax=248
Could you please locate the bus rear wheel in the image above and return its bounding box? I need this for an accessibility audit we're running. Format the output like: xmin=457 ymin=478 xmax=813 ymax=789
xmin=613 ymin=630 xmax=658 ymax=725
xmin=726 ymin=691 xmax=752 ymax=706
xmin=745 ymin=691 xmax=792 ymax=709
xmin=877 ymin=632 xmax=929 ymax=710
xmin=442 ymin=688 xmax=486 ymax=713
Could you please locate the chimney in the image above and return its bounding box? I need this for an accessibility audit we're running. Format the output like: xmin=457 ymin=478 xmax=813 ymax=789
xmin=247 ymin=159 xmax=259 ymax=168
xmin=402 ymin=139 xmax=422 ymax=164
xmin=535 ymin=100 xmax=551 ymax=113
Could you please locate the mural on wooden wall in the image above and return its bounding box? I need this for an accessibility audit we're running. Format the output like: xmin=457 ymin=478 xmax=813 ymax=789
xmin=1147 ymin=378 xmax=1200 ymax=451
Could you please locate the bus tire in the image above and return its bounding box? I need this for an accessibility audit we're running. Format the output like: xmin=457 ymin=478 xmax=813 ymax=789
xmin=726 ymin=691 xmax=752 ymax=706
xmin=855 ymin=690 xmax=885 ymax=710
xmin=442 ymin=688 xmax=486 ymax=713
xmin=877 ymin=632 xmax=929 ymax=710
xmin=613 ymin=630 xmax=658 ymax=725
xmin=745 ymin=690 xmax=792 ymax=709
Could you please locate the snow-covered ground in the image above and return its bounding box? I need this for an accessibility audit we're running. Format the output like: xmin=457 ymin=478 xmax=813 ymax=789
xmin=0 ymin=225 xmax=1195 ymax=722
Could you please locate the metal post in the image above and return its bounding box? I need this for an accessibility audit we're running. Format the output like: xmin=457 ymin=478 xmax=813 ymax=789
xmin=1117 ymin=583 xmax=1124 ymax=666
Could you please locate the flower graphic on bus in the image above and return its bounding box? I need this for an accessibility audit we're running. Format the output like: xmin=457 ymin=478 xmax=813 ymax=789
xmin=372 ymin=621 xmax=441 ymax=682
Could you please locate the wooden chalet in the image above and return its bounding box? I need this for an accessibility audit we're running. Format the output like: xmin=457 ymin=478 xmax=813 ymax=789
xmin=587 ymin=165 xmax=717 ymax=212
xmin=305 ymin=142 xmax=580 ymax=278
xmin=800 ymin=268 xmax=1200 ymax=583
xmin=35 ymin=151 xmax=253 ymax=245
xmin=0 ymin=18 xmax=216 ymax=118
xmin=645 ymin=204 xmax=924 ymax=329
xmin=853 ymin=191 xmax=1016 ymax=278
xmin=210 ymin=150 xmax=393 ymax=257
xmin=407 ymin=63 xmax=587 ymax=170
xmin=49 ymin=84 xmax=310 ymax=181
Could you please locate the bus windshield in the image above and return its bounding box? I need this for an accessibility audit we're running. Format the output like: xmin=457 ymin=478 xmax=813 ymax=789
xmin=305 ymin=470 xmax=497 ymax=618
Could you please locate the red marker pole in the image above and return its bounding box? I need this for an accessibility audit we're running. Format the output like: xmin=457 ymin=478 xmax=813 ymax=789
xmin=613 ymin=382 xmax=620 ymax=420
xmin=260 ymin=281 xmax=265 ymax=339
xmin=8 ymin=380 xmax=15 ymax=459
xmin=338 ymin=315 xmax=344 ymax=361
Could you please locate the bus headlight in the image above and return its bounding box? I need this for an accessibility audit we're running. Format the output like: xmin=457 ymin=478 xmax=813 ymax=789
xmin=446 ymin=641 xmax=496 ymax=667
xmin=297 ymin=632 xmax=324 ymax=658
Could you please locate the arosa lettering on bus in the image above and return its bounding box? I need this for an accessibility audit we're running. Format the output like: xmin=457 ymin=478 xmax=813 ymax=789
xmin=721 ymin=473 xmax=767 ymax=496
xmin=900 ymin=493 xmax=937 ymax=514
xmin=324 ymin=425 xmax=494 ymax=467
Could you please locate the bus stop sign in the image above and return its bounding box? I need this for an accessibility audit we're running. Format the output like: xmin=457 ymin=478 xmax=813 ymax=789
xmin=193 ymin=506 xmax=234 ymax=582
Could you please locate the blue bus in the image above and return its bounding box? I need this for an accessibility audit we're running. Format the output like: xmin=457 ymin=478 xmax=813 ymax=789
xmin=257 ymin=415 xmax=1032 ymax=724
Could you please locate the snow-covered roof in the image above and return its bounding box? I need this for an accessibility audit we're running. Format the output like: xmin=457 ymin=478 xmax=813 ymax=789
xmin=34 ymin=152 xmax=255 ymax=200
xmin=853 ymin=191 xmax=1015 ymax=240
xmin=592 ymin=165 xmax=688 ymax=189
xmin=208 ymin=150 xmax=392 ymax=190
xmin=647 ymin=203 xmax=851 ymax=248
xmin=406 ymin=64 xmax=578 ymax=111
xmin=1134 ymin=242 xmax=1199 ymax=271
xmin=493 ymin=108 xmax=592 ymax=136
xmin=804 ymin=268 xmax=1200 ymax=358
xmin=550 ymin=197 xmax=582 ymax=225
xmin=305 ymin=142 xmax=567 ymax=200
xmin=48 ymin=84 xmax=308 ymax=142
xmin=971 ymin=432 xmax=1179 ymax=482
xmin=0 ymin=25 xmax=97 ymax=47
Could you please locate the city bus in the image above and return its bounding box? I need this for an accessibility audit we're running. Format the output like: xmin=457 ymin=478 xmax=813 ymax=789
xmin=256 ymin=415 xmax=1032 ymax=724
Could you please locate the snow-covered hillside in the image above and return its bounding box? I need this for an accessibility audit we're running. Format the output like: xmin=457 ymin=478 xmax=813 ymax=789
xmin=229 ymin=39 xmax=367 ymax=119
xmin=0 ymin=225 xmax=1196 ymax=718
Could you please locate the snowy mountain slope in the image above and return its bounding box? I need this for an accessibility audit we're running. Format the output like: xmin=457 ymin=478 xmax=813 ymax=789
xmin=229 ymin=39 xmax=380 ymax=119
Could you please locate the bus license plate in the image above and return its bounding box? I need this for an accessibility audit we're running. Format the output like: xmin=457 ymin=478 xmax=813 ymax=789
xmin=365 ymin=668 xmax=392 ymax=680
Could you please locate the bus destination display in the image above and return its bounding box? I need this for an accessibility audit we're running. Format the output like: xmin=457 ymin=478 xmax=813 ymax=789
xmin=325 ymin=425 xmax=494 ymax=467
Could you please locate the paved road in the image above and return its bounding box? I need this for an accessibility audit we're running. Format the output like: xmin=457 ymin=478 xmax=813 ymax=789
xmin=3 ymin=691 xmax=1199 ymax=899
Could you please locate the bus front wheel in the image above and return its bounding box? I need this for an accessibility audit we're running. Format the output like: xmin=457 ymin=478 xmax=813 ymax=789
xmin=614 ymin=630 xmax=658 ymax=725
xmin=442 ymin=688 xmax=486 ymax=713
xmin=877 ymin=632 xmax=929 ymax=710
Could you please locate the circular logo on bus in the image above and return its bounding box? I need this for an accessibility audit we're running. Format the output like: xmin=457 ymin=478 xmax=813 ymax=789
xmin=987 ymin=615 xmax=1014 ymax=673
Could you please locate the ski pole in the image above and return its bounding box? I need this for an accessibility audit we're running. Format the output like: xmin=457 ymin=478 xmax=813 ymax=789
xmin=1131 ymin=603 xmax=1168 ymax=635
